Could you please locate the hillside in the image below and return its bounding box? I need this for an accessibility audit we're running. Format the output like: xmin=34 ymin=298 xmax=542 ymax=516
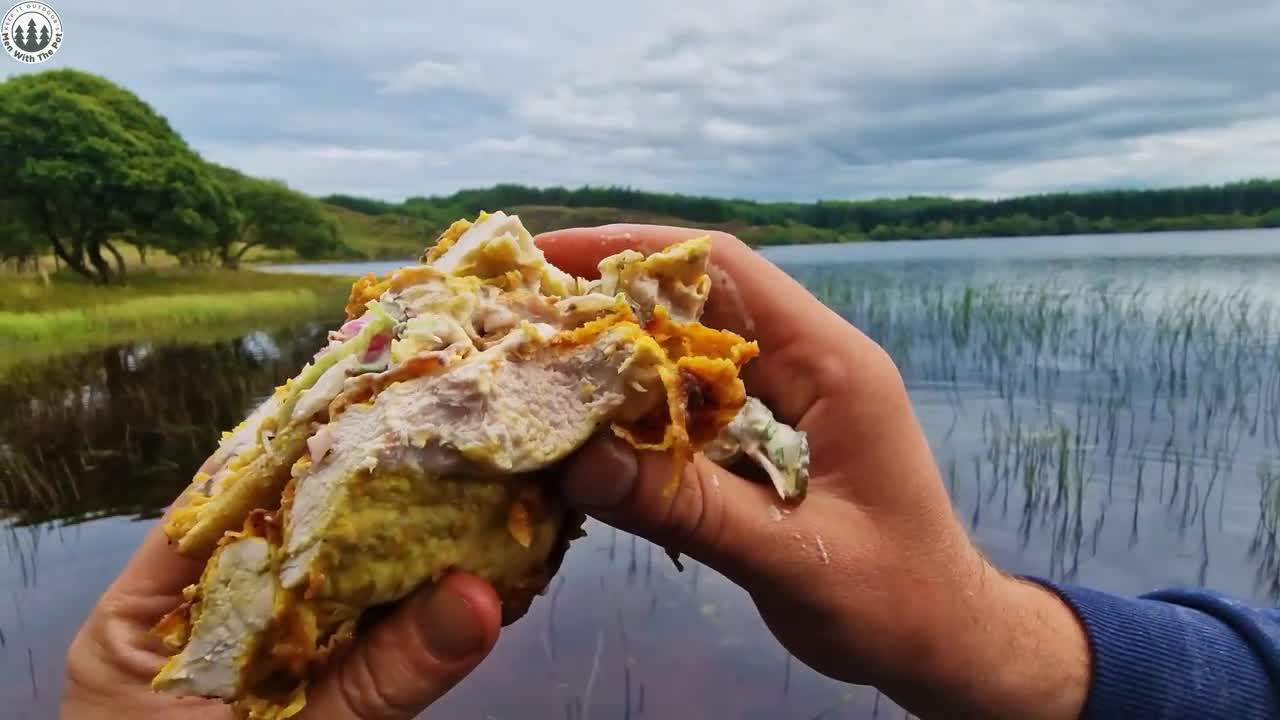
xmin=320 ymin=202 xmax=848 ymax=259
xmin=321 ymin=180 xmax=1280 ymax=251
xmin=321 ymin=203 xmax=718 ymax=260
xmin=321 ymin=204 xmax=436 ymax=259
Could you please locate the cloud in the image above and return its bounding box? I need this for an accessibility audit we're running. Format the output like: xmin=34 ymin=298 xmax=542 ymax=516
xmin=377 ymin=60 xmax=467 ymax=95
xmin=202 ymin=142 xmax=440 ymax=199
xmin=4 ymin=0 xmax=1278 ymax=200
xmin=702 ymin=118 xmax=773 ymax=147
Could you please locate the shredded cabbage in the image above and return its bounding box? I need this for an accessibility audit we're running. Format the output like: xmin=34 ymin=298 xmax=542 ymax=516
xmin=273 ymin=300 xmax=395 ymax=428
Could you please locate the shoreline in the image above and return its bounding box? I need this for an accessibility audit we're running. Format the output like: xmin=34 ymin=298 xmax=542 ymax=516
xmin=0 ymin=268 xmax=354 ymax=374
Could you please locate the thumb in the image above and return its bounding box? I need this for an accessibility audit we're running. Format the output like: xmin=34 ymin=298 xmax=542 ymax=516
xmin=301 ymin=573 xmax=501 ymax=720
xmin=562 ymin=434 xmax=780 ymax=582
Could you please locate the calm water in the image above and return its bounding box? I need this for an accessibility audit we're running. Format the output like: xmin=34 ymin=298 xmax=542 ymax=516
xmin=5 ymin=228 xmax=1280 ymax=719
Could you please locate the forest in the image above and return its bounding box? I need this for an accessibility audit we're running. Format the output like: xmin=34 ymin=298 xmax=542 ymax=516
xmin=4 ymin=68 xmax=1280 ymax=283
xmin=325 ymin=180 xmax=1280 ymax=246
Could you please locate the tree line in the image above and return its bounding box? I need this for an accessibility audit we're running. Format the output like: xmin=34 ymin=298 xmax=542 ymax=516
xmin=325 ymin=180 xmax=1280 ymax=245
xmin=0 ymin=69 xmax=345 ymax=283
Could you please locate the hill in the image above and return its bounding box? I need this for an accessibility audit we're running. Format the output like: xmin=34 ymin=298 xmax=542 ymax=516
xmin=320 ymin=201 xmax=849 ymax=259
xmin=320 ymin=204 xmax=436 ymax=259
xmin=322 ymin=180 xmax=1280 ymax=251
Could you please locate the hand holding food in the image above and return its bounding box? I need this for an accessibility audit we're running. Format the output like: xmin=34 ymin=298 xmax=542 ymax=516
xmin=538 ymin=225 xmax=1093 ymax=720
xmin=150 ymin=213 xmax=808 ymax=718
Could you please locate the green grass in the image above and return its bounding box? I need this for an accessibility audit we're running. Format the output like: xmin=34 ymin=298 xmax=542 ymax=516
xmin=0 ymin=289 xmax=334 ymax=340
xmin=0 ymin=268 xmax=354 ymax=370
xmin=322 ymin=203 xmax=436 ymax=259
xmin=0 ymin=267 xmax=352 ymax=312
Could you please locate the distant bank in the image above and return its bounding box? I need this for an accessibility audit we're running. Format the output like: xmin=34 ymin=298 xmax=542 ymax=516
xmin=319 ymin=180 xmax=1280 ymax=259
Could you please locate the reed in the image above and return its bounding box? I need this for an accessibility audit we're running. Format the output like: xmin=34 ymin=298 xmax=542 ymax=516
xmin=796 ymin=264 xmax=1280 ymax=593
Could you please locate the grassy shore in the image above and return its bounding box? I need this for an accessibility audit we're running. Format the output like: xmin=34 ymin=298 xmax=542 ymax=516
xmin=0 ymin=268 xmax=354 ymax=370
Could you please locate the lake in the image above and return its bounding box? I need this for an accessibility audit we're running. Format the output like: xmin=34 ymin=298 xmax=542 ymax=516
xmin=5 ymin=228 xmax=1280 ymax=719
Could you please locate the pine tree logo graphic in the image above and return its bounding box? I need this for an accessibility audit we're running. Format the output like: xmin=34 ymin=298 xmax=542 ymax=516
xmin=14 ymin=16 xmax=49 ymax=51
xmin=3 ymin=2 xmax=63 ymax=63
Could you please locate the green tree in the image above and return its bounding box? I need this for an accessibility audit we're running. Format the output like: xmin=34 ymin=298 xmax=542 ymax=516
xmin=209 ymin=165 xmax=343 ymax=267
xmin=0 ymin=198 xmax=43 ymax=271
xmin=1050 ymin=212 xmax=1082 ymax=235
xmin=869 ymin=224 xmax=896 ymax=241
xmin=134 ymin=155 xmax=241 ymax=266
xmin=0 ymin=69 xmax=234 ymax=283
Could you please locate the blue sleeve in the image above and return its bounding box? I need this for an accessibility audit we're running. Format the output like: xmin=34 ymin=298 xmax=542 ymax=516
xmin=1030 ymin=579 xmax=1280 ymax=719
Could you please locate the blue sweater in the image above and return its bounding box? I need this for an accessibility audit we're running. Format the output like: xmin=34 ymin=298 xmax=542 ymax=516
xmin=1032 ymin=580 xmax=1280 ymax=718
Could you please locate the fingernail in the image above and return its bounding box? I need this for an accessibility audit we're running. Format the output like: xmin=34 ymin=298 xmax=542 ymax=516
xmin=563 ymin=437 xmax=637 ymax=508
xmin=417 ymin=586 xmax=485 ymax=662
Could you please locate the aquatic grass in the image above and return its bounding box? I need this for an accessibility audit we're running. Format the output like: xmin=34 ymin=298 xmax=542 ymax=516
xmin=794 ymin=264 xmax=1280 ymax=592
xmin=1250 ymin=463 xmax=1280 ymax=597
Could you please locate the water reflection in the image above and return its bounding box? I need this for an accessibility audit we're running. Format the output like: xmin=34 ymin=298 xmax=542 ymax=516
xmin=0 ymin=323 xmax=332 ymax=526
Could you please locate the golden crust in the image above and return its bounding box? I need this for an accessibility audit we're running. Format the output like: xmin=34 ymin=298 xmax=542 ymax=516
xmin=421 ymin=216 xmax=478 ymax=264
xmin=155 ymin=212 xmax=762 ymax=719
xmin=344 ymin=274 xmax=387 ymax=320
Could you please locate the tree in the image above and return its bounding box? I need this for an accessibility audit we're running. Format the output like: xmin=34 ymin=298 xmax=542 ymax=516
xmin=0 ymin=198 xmax=44 ymax=271
xmin=39 ymin=25 xmax=50 ymax=47
xmin=13 ymin=24 xmax=25 ymax=49
xmin=1050 ymin=212 xmax=1082 ymax=235
xmin=208 ymin=165 xmax=342 ymax=267
xmin=0 ymin=69 xmax=234 ymax=283
xmin=130 ymin=154 xmax=240 ymax=267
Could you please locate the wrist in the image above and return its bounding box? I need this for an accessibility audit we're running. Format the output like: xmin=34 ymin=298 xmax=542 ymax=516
xmin=890 ymin=560 xmax=1091 ymax=719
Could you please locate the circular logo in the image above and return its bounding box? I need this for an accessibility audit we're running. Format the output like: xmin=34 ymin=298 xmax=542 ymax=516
xmin=3 ymin=2 xmax=62 ymax=64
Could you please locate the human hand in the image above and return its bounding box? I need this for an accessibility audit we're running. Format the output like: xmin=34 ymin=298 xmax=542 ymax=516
xmin=62 ymin=508 xmax=500 ymax=719
xmin=537 ymin=225 xmax=1091 ymax=720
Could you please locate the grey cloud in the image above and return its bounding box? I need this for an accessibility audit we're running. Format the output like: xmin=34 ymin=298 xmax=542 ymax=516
xmin=5 ymin=0 xmax=1278 ymax=200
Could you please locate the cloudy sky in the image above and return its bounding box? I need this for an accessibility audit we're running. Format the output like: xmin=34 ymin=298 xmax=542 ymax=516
xmin=5 ymin=0 xmax=1279 ymax=201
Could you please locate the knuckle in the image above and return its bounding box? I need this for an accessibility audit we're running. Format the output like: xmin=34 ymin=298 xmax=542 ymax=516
xmin=334 ymin=641 xmax=418 ymax=720
xmin=807 ymin=347 xmax=856 ymax=392
xmin=793 ymin=328 xmax=906 ymax=402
